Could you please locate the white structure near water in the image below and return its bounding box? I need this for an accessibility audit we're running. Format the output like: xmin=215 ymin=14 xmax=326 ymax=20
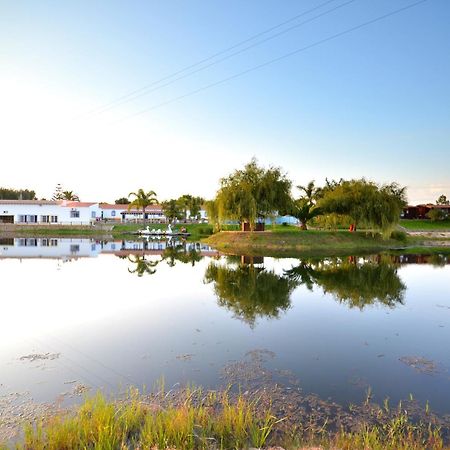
xmin=0 ymin=200 xmax=209 ymax=225
xmin=0 ymin=200 xmax=99 ymax=225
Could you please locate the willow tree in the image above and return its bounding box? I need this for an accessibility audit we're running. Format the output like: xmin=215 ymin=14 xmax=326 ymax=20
xmin=128 ymin=189 xmax=158 ymax=223
xmin=216 ymin=159 xmax=292 ymax=231
xmin=318 ymin=179 xmax=406 ymax=236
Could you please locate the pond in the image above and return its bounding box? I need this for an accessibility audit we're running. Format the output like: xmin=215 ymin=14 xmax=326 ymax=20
xmin=1 ymin=237 xmax=449 ymax=417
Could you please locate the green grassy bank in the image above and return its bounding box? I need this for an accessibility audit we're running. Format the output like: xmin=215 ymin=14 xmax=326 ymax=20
xmin=400 ymin=219 xmax=450 ymax=231
xmin=3 ymin=389 xmax=446 ymax=450
xmin=203 ymin=229 xmax=418 ymax=257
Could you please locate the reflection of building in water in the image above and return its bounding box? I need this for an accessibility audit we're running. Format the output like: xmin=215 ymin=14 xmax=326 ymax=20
xmin=0 ymin=238 xmax=101 ymax=260
xmin=0 ymin=238 xmax=219 ymax=260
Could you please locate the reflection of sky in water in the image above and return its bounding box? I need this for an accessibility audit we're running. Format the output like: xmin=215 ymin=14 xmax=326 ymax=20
xmin=0 ymin=241 xmax=449 ymax=414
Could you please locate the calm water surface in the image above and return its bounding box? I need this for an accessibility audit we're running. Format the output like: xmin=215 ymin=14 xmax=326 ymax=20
xmin=1 ymin=237 xmax=449 ymax=413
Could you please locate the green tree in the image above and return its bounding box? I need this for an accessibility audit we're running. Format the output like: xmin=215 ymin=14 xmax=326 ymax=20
xmin=177 ymin=194 xmax=192 ymax=221
xmin=0 ymin=187 xmax=36 ymax=200
xmin=205 ymin=199 xmax=220 ymax=232
xmin=289 ymin=180 xmax=322 ymax=230
xmin=62 ymin=190 xmax=80 ymax=201
xmin=216 ymin=158 xmax=292 ymax=230
xmin=128 ymin=189 xmax=158 ymax=223
xmin=188 ymin=196 xmax=205 ymax=220
xmin=426 ymin=208 xmax=446 ymax=221
xmin=436 ymin=194 xmax=449 ymax=205
xmin=161 ymin=199 xmax=183 ymax=222
xmin=115 ymin=197 xmax=130 ymax=204
xmin=318 ymin=179 xmax=406 ymax=236
xmin=52 ymin=183 xmax=63 ymax=200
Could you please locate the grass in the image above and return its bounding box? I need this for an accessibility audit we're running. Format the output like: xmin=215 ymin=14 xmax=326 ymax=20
xmin=11 ymin=389 xmax=278 ymax=450
xmin=4 ymin=388 xmax=448 ymax=450
xmin=203 ymin=229 xmax=412 ymax=257
xmin=400 ymin=219 xmax=450 ymax=231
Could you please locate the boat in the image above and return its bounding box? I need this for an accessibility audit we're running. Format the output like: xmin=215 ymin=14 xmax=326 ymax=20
xmin=134 ymin=224 xmax=190 ymax=237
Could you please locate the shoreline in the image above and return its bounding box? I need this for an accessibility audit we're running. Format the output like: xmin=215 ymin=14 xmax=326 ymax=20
xmin=203 ymin=230 xmax=450 ymax=258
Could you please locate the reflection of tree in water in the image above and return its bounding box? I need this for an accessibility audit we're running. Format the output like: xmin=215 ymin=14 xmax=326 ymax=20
xmin=204 ymin=261 xmax=297 ymax=327
xmin=285 ymin=256 xmax=406 ymax=309
xmin=161 ymin=245 xmax=203 ymax=267
xmin=127 ymin=255 xmax=159 ymax=277
xmin=127 ymin=241 xmax=204 ymax=275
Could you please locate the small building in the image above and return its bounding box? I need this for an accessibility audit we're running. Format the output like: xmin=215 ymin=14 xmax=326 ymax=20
xmin=120 ymin=204 xmax=166 ymax=222
xmin=98 ymin=203 xmax=130 ymax=221
xmin=402 ymin=204 xmax=450 ymax=219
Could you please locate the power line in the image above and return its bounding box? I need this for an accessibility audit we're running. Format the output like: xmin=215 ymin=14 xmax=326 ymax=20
xmin=79 ymin=0 xmax=347 ymax=117
xmin=120 ymin=0 xmax=429 ymax=122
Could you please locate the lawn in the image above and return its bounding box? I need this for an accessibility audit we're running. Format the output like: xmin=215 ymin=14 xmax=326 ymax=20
xmin=203 ymin=229 xmax=410 ymax=257
xmin=400 ymin=219 xmax=450 ymax=231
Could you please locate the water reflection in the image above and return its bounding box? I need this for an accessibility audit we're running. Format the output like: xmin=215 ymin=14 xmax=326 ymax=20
xmin=204 ymin=260 xmax=297 ymax=326
xmin=204 ymin=255 xmax=409 ymax=324
xmin=285 ymin=256 xmax=406 ymax=309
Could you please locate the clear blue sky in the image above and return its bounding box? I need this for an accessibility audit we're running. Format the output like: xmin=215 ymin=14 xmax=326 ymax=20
xmin=0 ymin=0 xmax=449 ymax=203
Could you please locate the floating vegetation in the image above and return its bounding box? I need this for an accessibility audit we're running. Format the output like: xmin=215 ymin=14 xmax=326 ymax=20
xmin=19 ymin=353 xmax=60 ymax=362
xmin=399 ymin=356 xmax=441 ymax=375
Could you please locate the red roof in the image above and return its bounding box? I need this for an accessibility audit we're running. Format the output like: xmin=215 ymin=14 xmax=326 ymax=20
xmin=0 ymin=200 xmax=58 ymax=205
xmin=99 ymin=203 xmax=129 ymax=210
xmin=59 ymin=201 xmax=97 ymax=207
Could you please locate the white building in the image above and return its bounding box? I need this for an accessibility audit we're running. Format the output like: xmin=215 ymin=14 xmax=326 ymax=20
xmin=98 ymin=204 xmax=129 ymax=221
xmin=0 ymin=200 xmax=99 ymax=225
xmin=0 ymin=200 xmax=209 ymax=225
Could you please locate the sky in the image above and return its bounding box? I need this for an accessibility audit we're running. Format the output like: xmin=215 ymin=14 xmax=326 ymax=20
xmin=0 ymin=0 xmax=449 ymax=204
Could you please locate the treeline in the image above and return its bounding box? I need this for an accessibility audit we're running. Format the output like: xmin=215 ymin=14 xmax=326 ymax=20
xmin=0 ymin=187 xmax=36 ymax=200
xmin=118 ymin=190 xmax=205 ymax=222
xmin=205 ymin=159 xmax=407 ymax=237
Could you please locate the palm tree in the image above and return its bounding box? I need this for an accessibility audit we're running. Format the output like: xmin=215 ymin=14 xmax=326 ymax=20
xmin=62 ymin=190 xmax=80 ymax=201
xmin=290 ymin=181 xmax=322 ymax=230
xmin=128 ymin=189 xmax=158 ymax=223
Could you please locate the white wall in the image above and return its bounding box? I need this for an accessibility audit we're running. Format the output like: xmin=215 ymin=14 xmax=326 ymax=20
xmin=0 ymin=203 xmax=99 ymax=225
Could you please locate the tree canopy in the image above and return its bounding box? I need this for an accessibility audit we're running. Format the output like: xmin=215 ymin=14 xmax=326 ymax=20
xmin=288 ymin=180 xmax=322 ymax=230
xmin=215 ymin=159 xmax=292 ymax=230
xmin=0 ymin=187 xmax=36 ymax=200
xmin=318 ymin=179 xmax=406 ymax=235
xmin=436 ymin=194 xmax=449 ymax=205
xmin=128 ymin=189 xmax=158 ymax=221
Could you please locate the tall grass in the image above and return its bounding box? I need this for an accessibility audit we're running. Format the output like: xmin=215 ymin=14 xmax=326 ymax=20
xmin=15 ymin=388 xmax=278 ymax=450
xmin=6 ymin=387 xmax=448 ymax=449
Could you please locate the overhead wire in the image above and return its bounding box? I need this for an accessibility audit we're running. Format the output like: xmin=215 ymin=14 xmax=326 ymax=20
xmin=81 ymin=0 xmax=358 ymax=117
xmin=119 ymin=0 xmax=429 ymax=122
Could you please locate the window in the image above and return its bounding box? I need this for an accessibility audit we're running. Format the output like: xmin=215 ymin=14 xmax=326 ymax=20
xmin=70 ymin=210 xmax=80 ymax=218
xmin=70 ymin=244 xmax=80 ymax=253
xmin=18 ymin=215 xmax=27 ymax=223
xmin=91 ymin=211 xmax=96 ymax=219
xmin=51 ymin=216 xmax=58 ymax=223
xmin=18 ymin=238 xmax=37 ymax=247
xmin=111 ymin=210 xmax=116 ymax=217
xmin=41 ymin=215 xmax=49 ymax=223
xmin=42 ymin=239 xmax=58 ymax=247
